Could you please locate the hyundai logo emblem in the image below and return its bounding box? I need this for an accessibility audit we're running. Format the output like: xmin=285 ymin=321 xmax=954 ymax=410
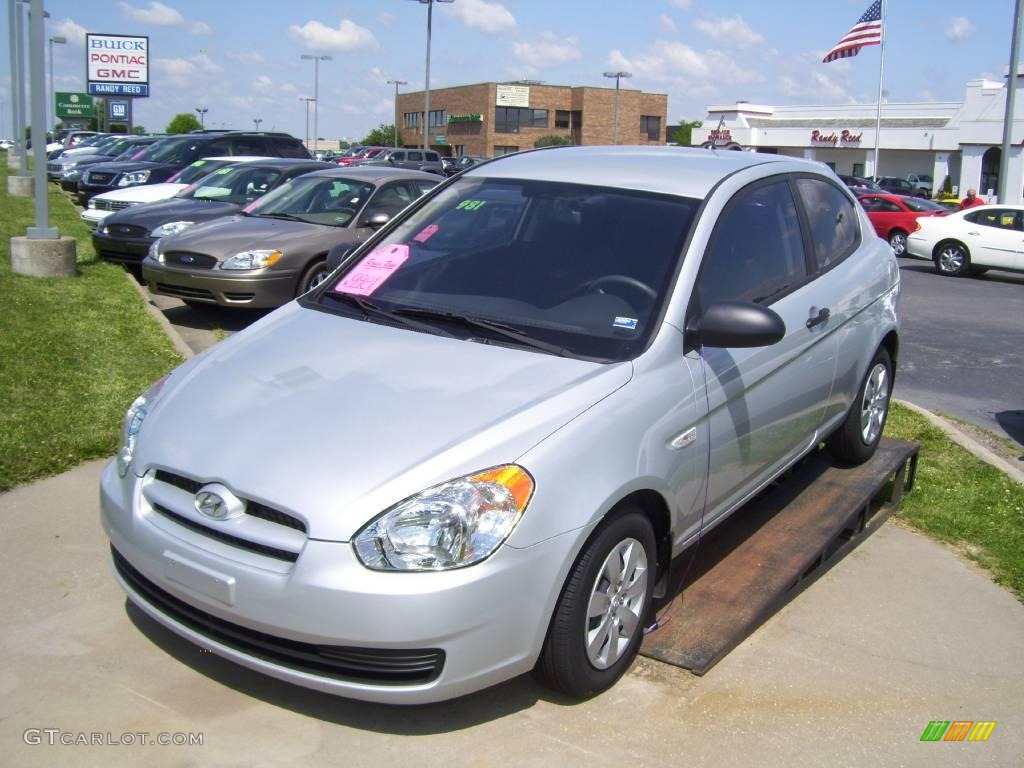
xmin=120 ymin=226 xmax=132 ymax=234
xmin=193 ymin=483 xmax=245 ymax=521
xmin=195 ymin=491 xmax=227 ymax=520
xmin=180 ymin=254 xmax=194 ymax=264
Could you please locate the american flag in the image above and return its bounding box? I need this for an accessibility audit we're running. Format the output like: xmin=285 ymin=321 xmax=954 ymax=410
xmin=822 ymin=1 xmax=883 ymax=63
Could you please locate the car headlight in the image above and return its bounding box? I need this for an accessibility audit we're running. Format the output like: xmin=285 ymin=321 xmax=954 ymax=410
xmin=353 ymin=465 xmax=534 ymax=571
xmin=221 ymin=249 xmax=282 ymax=270
xmin=117 ymin=170 xmax=151 ymax=187
xmin=147 ymin=240 xmax=163 ymax=262
xmin=63 ymin=162 xmax=77 ymax=170
xmin=88 ymin=199 xmax=99 ymax=210
xmin=151 ymin=220 xmax=195 ymax=238
xmin=62 ymin=169 xmax=81 ymax=180
xmin=116 ymin=376 xmax=169 ymax=477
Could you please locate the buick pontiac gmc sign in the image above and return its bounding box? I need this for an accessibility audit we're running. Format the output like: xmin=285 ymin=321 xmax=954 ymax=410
xmin=86 ymin=34 xmax=150 ymax=98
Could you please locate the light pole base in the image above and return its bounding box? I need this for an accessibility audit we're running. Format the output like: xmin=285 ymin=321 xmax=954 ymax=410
xmin=10 ymin=235 xmax=78 ymax=278
xmin=7 ymin=151 xmax=22 ymax=169
xmin=8 ymin=174 xmax=33 ymax=196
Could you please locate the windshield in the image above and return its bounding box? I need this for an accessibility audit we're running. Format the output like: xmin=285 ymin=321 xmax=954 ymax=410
xmin=169 ymin=158 xmax=235 ymax=185
xmin=246 ymin=175 xmax=374 ymax=226
xmin=317 ymin=177 xmax=699 ymax=361
xmin=183 ymin=165 xmax=283 ymax=204
xmin=902 ymin=197 xmax=946 ymax=212
xmin=131 ymin=137 xmax=201 ymax=165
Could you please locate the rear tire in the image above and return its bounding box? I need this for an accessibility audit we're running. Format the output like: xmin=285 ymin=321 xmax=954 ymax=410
xmin=534 ymin=509 xmax=655 ymax=698
xmin=827 ymin=347 xmax=892 ymax=465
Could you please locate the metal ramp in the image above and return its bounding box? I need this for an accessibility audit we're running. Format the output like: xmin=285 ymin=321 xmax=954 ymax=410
xmin=640 ymin=438 xmax=919 ymax=675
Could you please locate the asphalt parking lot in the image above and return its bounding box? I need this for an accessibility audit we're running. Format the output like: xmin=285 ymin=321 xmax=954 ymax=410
xmin=2 ymin=459 xmax=1022 ymax=767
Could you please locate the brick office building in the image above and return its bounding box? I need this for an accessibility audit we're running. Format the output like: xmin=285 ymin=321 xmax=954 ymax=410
xmin=395 ymin=82 xmax=668 ymax=157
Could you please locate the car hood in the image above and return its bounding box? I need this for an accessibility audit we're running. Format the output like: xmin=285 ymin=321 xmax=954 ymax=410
xmin=86 ymin=160 xmax=171 ymax=176
xmin=158 ymin=215 xmax=351 ymax=260
xmin=93 ymin=182 xmax=188 ymax=204
xmin=106 ymin=198 xmax=241 ymax=229
xmin=134 ymin=303 xmax=632 ymax=541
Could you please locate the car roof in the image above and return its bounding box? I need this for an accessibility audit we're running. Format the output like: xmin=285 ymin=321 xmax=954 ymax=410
xmin=465 ymin=145 xmax=803 ymax=199
xmin=302 ymin=166 xmax=442 ymax=181
xmin=222 ymin=158 xmax=330 ymax=169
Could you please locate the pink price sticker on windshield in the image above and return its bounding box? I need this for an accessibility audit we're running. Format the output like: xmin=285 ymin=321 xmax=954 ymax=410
xmin=334 ymin=244 xmax=410 ymax=296
xmin=413 ymin=224 xmax=439 ymax=242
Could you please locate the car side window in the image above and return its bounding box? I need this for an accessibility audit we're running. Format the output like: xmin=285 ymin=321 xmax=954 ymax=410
xmin=874 ymin=199 xmax=901 ymax=213
xmin=203 ymin=139 xmax=231 ymax=156
xmin=391 ymin=151 xmax=405 ymax=161
xmin=364 ymin=181 xmax=416 ymax=220
xmin=795 ymin=178 xmax=859 ymax=271
xmin=425 ymin=151 xmax=440 ymax=162
xmin=231 ymin=138 xmax=267 ymax=156
xmin=408 ymin=151 xmax=423 ymax=162
xmin=273 ymin=139 xmax=310 ymax=159
xmin=697 ymin=179 xmax=807 ymax=309
xmin=970 ymin=208 xmax=1021 ymax=231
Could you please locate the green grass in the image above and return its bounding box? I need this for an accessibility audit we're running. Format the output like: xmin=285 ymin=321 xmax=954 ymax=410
xmin=885 ymin=403 xmax=1024 ymax=598
xmin=0 ymin=166 xmax=182 ymax=491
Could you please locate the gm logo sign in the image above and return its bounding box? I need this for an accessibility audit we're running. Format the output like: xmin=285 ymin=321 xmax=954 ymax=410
xmin=110 ymin=101 xmax=129 ymax=120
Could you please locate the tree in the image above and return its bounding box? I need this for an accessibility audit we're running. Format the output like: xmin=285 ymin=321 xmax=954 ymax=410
xmin=131 ymin=125 xmax=146 ymax=135
xmin=166 ymin=113 xmax=203 ymax=134
xmin=534 ymin=135 xmax=573 ymax=148
xmin=361 ymin=124 xmax=399 ymax=147
xmin=671 ymin=119 xmax=703 ymax=146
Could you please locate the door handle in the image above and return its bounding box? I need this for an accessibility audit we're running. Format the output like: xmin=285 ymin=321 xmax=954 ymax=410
xmin=967 ymin=231 xmax=980 ymax=236
xmin=806 ymin=307 xmax=831 ymax=329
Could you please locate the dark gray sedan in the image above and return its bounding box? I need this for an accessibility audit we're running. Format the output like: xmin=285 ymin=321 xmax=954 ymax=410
xmin=142 ymin=167 xmax=439 ymax=308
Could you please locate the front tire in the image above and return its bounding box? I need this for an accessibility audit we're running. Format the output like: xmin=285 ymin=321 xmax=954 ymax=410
xmin=888 ymin=229 xmax=908 ymax=256
xmin=534 ymin=509 xmax=655 ymax=698
xmin=296 ymin=258 xmax=330 ymax=297
xmin=934 ymin=241 xmax=970 ymax=276
xmin=827 ymin=347 xmax=892 ymax=465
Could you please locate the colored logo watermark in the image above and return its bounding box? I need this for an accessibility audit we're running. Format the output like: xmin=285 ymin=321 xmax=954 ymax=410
xmin=920 ymin=721 xmax=997 ymax=742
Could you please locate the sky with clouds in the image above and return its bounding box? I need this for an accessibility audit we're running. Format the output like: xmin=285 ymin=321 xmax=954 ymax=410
xmin=1 ymin=0 xmax=1017 ymax=142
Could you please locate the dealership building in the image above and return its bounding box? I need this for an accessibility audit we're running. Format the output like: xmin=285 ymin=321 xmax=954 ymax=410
xmin=692 ymin=73 xmax=1024 ymax=203
xmin=395 ymin=81 xmax=667 ymax=157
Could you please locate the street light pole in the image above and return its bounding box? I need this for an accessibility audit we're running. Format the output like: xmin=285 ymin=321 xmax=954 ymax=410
xmin=411 ymin=0 xmax=454 ymax=151
xmin=195 ymin=107 xmax=208 ymax=128
xmin=48 ymin=35 xmax=65 ymax=141
xmin=253 ymin=118 xmax=262 ymax=131
xmin=14 ymin=0 xmax=28 ymax=174
xmin=301 ymin=54 xmax=332 ymax=154
xmin=299 ymin=97 xmax=315 ymax=149
xmin=603 ymin=71 xmax=632 ymax=145
xmin=387 ymin=79 xmax=407 ymax=148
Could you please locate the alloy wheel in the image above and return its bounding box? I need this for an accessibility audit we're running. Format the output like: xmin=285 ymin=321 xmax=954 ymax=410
xmin=860 ymin=362 xmax=889 ymax=445
xmin=584 ymin=537 xmax=648 ymax=670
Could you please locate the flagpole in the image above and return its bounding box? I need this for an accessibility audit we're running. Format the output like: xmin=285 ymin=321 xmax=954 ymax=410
xmin=873 ymin=0 xmax=886 ymax=179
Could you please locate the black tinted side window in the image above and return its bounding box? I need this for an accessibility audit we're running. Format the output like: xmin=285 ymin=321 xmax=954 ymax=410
xmin=272 ymin=139 xmax=311 ymax=158
xmin=231 ymin=137 xmax=268 ymax=156
xmin=698 ymin=180 xmax=807 ymax=308
xmin=796 ymin=178 xmax=859 ymax=271
xmin=202 ymin=139 xmax=231 ymax=157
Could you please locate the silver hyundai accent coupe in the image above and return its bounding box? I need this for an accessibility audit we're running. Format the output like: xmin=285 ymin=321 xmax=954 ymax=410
xmin=101 ymin=146 xmax=900 ymax=704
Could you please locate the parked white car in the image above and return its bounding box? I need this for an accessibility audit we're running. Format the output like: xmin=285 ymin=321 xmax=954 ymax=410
xmin=80 ymin=156 xmax=269 ymax=229
xmin=905 ymin=204 xmax=1024 ymax=276
xmin=906 ymin=173 xmax=933 ymax=194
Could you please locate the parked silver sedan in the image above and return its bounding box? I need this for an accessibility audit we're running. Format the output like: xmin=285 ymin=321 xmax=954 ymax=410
xmin=102 ymin=146 xmax=900 ymax=704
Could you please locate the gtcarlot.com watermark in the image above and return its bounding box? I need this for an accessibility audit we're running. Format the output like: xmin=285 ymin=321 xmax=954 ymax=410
xmin=24 ymin=729 xmax=203 ymax=747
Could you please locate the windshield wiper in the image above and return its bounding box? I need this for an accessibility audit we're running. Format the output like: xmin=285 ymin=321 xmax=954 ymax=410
xmin=327 ymin=292 xmax=456 ymax=338
xmin=256 ymin=212 xmax=304 ymax=222
xmin=392 ymin=307 xmax=571 ymax=356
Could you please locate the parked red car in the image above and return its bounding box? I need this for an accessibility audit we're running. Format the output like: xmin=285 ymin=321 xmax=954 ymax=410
xmin=857 ymin=192 xmax=948 ymax=256
xmin=334 ymin=147 xmax=388 ymax=166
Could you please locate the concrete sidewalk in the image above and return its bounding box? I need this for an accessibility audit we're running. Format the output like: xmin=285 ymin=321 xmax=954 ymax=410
xmin=1 ymin=460 xmax=1022 ymax=767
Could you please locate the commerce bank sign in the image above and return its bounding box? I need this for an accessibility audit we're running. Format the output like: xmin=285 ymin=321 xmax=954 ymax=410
xmin=86 ymin=34 xmax=149 ymax=97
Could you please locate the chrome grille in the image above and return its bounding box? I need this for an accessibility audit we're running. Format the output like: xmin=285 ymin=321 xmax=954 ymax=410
xmin=162 ymin=251 xmax=218 ymax=269
xmin=95 ymin=199 xmax=133 ymax=212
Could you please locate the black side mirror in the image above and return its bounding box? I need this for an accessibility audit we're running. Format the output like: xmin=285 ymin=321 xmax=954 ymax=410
xmin=365 ymin=212 xmax=391 ymax=229
xmin=687 ymin=300 xmax=786 ymax=349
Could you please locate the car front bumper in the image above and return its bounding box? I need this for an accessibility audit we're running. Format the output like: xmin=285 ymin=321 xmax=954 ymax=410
xmin=92 ymin=230 xmax=154 ymax=264
xmin=142 ymin=258 xmax=299 ymax=308
xmin=80 ymin=208 xmax=114 ymax=230
xmin=99 ymin=460 xmax=571 ymax=704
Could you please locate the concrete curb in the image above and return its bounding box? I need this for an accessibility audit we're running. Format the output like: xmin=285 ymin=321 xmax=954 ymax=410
xmin=895 ymin=398 xmax=1024 ymax=486
xmin=125 ymin=270 xmax=195 ymax=361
